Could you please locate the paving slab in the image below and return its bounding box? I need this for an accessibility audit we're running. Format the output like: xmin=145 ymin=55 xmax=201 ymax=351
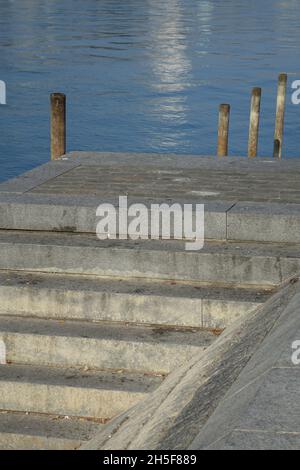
xmin=206 ymin=430 xmax=300 ymax=450
xmin=0 ymin=152 xmax=298 ymax=204
xmin=0 ymin=160 xmax=79 ymax=194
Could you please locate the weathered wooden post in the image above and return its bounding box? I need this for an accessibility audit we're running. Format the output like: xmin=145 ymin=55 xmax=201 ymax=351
xmin=51 ymin=93 xmax=66 ymax=160
xmin=273 ymin=139 xmax=280 ymax=159
xmin=248 ymin=87 xmax=262 ymax=158
xmin=273 ymin=73 xmax=287 ymax=159
xmin=217 ymin=104 xmax=230 ymax=157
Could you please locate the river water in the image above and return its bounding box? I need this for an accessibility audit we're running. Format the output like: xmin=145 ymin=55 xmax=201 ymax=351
xmin=0 ymin=0 xmax=300 ymax=181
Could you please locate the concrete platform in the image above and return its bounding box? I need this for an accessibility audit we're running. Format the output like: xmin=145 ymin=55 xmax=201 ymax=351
xmin=1 ymin=152 xmax=300 ymax=203
xmin=0 ymin=152 xmax=300 ymax=243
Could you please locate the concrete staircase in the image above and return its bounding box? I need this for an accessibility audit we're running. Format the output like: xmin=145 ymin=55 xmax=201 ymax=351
xmin=0 ymin=228 xmax=295 ymax=449
xmin=0 ymin=152 xmax=299 ymax=449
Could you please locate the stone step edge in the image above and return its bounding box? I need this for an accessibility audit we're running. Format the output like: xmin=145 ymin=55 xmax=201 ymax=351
xmin=0 ymin=194 xmax=299 ymax=242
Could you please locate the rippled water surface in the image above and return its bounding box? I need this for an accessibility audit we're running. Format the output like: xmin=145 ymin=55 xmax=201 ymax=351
xmin=1 ymin=0 xmax=300 ymax=181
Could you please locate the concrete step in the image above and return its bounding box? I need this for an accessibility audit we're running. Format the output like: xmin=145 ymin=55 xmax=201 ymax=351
xmin=0 ymin=363 xmax=162 ymax=419
xmin=0 ymin=316 xmax=214 ymax=374
xmin=0 ymin=231 xmax=299 ymax=286
xmin=0 ymin=193 xmax=300 ymax=244
xmin=0 ymin=410 xmax=101 ymax=450
xmin=0 ymin=271 xmax=272 ymax=330
xmin=0 ymin=193 xmax=231 ymax=241
xmin=0 ymin=231 xmax=300 ymax=287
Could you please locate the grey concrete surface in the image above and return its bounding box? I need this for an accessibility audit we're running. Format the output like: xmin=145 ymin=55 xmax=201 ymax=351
xmin=0 ymin=315 xmax=215 ymax=374
xmin=0 ymin=271 xmax=271 ymax=329
xmin=0 ymin=193 xmax=232 ymax=240
xmin=0 ymin=364 xmax=161 ymax=419
xmin=0 ymin=153 xmax=299 ymax=450
xmin=81 ymin=278 xmax=300 ymax=450
xmin=227 ymin=202 xmax=300 ymax=243
xmin=0 ymin=411 xmax=101 ymax=450
xmin=190 ymin=289 xmax=300 ymax=450
xmin=0 ymin=160 xmax=79 ymax=194
xmin=1 ymin=151 xmax=298 ymax=203
xmin=206 ymin=430 xmax=300 ymax=450
xmin=0 ymin=231 xmax=299 ymax=286
xmin=1 ymin=153 xmax=300 ymax=242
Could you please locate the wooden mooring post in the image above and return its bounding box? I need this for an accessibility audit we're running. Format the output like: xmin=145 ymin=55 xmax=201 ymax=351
xmin=49 ymin=74 xmax=288 ymax=161
xmin=51 ymin=93 xmax=66 ymax=160
xmin=217 ymin=104 xmax=230 ymax=157
xmin=273 ymin=73 xmax=287 ymax=159
xmin=248 ymin=87 xmax=261 ymax=158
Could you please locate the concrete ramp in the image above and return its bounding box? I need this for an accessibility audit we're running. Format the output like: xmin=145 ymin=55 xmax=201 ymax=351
xmin=82 ymin=277 xmax=300 ymax=450
xmin=191 ymin=279 xmax=300 ymax=450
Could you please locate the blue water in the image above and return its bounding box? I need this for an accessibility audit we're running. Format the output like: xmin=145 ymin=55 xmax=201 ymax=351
xmin=0 ymin=0 xmax=300 ymax=182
